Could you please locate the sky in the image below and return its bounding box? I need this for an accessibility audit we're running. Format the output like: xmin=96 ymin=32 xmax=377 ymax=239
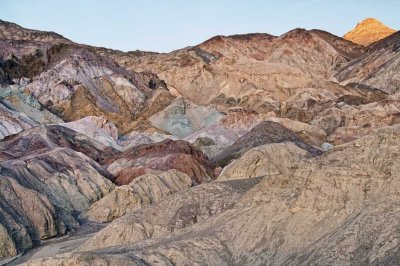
xmin=1 ymin=0 xmax=399 ymax=53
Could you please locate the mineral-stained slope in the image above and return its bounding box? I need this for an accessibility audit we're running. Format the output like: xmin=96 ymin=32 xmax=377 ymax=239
xmin=103 ymin=139 xmax=214 ymax=185
xmin=24 ymin=48 xmax=169 ymax=133
xmin=25 ymin=125 xmax=400 ymax=265
xmin=149 ymin=97 xmax=224 ymax=137
xmin=0 ymin=101 xmax=37 ymax=139
xmin=0 ymin=147 xmax=114 ymax=257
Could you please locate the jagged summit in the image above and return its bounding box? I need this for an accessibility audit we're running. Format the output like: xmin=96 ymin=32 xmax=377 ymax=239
xmin=344 ymin=18 xmax=396 ymax=46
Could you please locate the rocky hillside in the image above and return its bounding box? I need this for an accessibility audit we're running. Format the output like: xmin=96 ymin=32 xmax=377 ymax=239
xmin=344 ymin=18 xmax=396 ymax=46
xmin=334 ymin=30 xmax=400 ymax=94
xmin=1 ymin=18 xmax=400 ymax=265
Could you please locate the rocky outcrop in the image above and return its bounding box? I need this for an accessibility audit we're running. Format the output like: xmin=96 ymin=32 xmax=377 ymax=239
xmin=60 ymin=116 xmax=120 ymax=150
xmin=344 ymin=18 xmax=396 ymax=46
xmin=185 ymin=108 xmax=326 ymax=158
xmin=0 ymin=19 xmax=72 ymax=44
xmin=0 ymin=101 xmax=36 ymax=139
xmin=211 ymin=121 xmax=321 ymax=167
xmin=24 ymin=48 xmax=168 ymax=133
xmin=0 ymin=147 xmax=114 ymax=257
xmin=0 ymin=85 xmax=63 ymax=124
xmin=85 ymin=170 xmax=192 ymax=223
xmin=103 ymin=139 xmax=214 ymax=185
xmin=311 ymin=99 xmax=400 ymax=144
xmin=119 ymin=130 xmax=177 ymax=150
xmin=0 ymin=125 xmax=118 ymax=162
xmin=217 ymin=142 xmax=307 ymax=181
xmin=25 ymin=125 xmax=400 ymax=265
xmin=334 ymin=31 xmax=400 ymax=94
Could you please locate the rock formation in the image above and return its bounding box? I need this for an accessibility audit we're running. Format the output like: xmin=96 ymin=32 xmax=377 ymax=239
xmin=25 ymin=125 xmax=400 ymax=265
xmin=149 ymin=97 xmax=224 ymax=137
xmin=0 ymin=142 xmax=114 ymax=256
xmin=344 ymin=18 xmax=396 ymax=46
xmin=211 ymin=121 xmax=322 ymax=167
xmin=334 ymin=30 xmax=400 ymax=94
xmin=103 ymin=139 xmax=214 ymax=185
xmin=2 ymin=17 xmax=400 ymax=265
xmin=85 ymin=170 xmax=192 ymax=223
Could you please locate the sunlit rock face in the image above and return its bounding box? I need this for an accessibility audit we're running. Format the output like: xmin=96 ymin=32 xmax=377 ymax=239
xmin=343 ymin=18 xmax=396 ymax=46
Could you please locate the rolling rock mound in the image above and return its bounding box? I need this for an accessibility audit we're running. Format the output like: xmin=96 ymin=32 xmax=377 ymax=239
xmin=185 ymin=108 xmax=327 ymax=158
xmin=343 ymin=18 xmax=396 ymax=46
xmin=211 ymin=121 xmax=322 ymax=167
xmin=60 ymin=115 xmax=120 ymax=150
xmin=217 ymin=142 xmax=307 ymax=181
xmin=78 ymin=177 xmax=262 ymax=252
xmin=84 ymin=170 xmax=193 ymax=223
xmin=25 ymin=125 xmax=400 ymax=265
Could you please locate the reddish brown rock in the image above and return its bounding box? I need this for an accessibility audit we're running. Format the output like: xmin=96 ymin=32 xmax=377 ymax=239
xmin=104 ymin=139 xmax=214 ymax=185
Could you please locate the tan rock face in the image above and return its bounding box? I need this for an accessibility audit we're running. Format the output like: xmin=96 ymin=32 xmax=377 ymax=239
xmin=0 ymin=223 xmax=16 ymax=258
xmin=217 ymin=142 xmax=307 ymax=181
xmin=344 ymin=18 xmax=396 ymax=46
xmin=79 ymin=177 xmax=262 ymax=252
xmin=85 ymin=170 xmax=192 ymax=223
xmin=315 ymin=99 xmax=400 ymax=144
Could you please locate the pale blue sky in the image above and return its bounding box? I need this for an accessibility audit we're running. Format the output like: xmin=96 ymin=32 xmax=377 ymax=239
xmin=1 ymin=0 xmax=399 ymax=52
